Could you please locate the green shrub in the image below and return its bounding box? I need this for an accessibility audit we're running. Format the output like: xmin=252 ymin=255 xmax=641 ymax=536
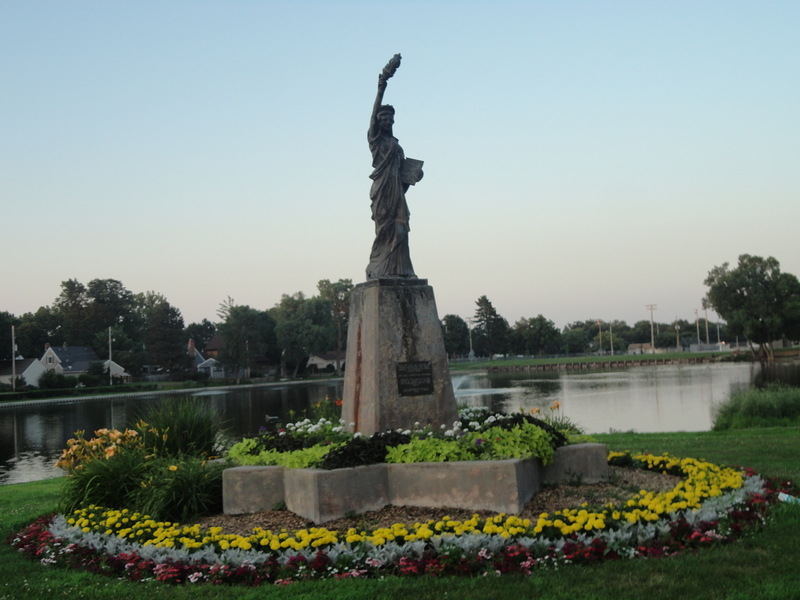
xmin=231 ymin=444 xmax=339 ymax=468
xmin=713 ymin=384 xmax=800 ymax=430
xmin=59 ymin=447 xmax=151 ymax=514
xmin=385 ymin=423 xmax=557 ymax=465
xmin=132 ymin=458 xmax=224 ymax=522
xmin=467 ymin=423 xmax=556 ymax=464
xmin=137 ymin=396 xmax=225 ymax=457
xmin=385 ymin=438 xmax=476 ymax=463
xmin=59 ymin=449 xmax=225 ymax=521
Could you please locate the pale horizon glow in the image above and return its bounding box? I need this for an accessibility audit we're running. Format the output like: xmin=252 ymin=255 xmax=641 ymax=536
xmin=2 ymin=1 xmax=798 ymax=331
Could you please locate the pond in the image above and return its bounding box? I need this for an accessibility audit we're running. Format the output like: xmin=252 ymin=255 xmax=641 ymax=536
xmin=1 ymin=361 xmax=796 ymax=485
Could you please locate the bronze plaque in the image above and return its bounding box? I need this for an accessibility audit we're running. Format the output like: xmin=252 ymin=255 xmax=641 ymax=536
xmin=396 ymin=361 xmax=434 ymax=396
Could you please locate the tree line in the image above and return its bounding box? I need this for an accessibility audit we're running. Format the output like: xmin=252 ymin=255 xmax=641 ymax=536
xmin=0 ymin=278 xmax=354 ymax=382
xmin=2 ymin=254 xmax=798 ymax=385
xmin=443 ymin=296 xmax=732 ymax=359
xmin=451 ymin=255 xmax=799 ymax=360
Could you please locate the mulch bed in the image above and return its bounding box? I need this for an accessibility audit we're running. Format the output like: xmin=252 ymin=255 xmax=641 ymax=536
xmin=196 ymin=466 xmax=679 ymax=535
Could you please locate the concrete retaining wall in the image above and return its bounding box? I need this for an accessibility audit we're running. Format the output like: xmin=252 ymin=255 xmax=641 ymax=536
xmin=223 ymin=443 xmax=610 ymax=523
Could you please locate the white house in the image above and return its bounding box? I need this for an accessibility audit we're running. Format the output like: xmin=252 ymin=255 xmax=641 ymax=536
xmin=197 ymin=357 xmax=226 ymax=379
xmin=40 ymin=344 xmax=130 ymax=381
xmin=104 ymin=359 xmax=132 ymax=382
xmin=307 ymin=351 xmax=346 ymax=374
xmin=0 ymin=358 xmax=47 ymax=388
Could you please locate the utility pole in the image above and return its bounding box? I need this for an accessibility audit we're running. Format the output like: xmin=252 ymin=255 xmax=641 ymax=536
xmin=11 ymin=325 xmax=16 ymax=392
xmin=703 ymin=308 xmax=710 ymax=345
xmin=695 ymin=309 xmax=701 ymax=349
xmin=674 ymin=319 xmax=681 ymax=350
xmin=108 ymin=326 xmax=113 ymax=386
xmin=609 ymin=321 xmax=614 ymax=356
xmin=645 ymin=304 xmax=657 ymax=353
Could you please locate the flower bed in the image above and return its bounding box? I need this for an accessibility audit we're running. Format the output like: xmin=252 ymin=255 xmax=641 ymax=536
xmin=9 ymin=452 xmax=781 ymax=585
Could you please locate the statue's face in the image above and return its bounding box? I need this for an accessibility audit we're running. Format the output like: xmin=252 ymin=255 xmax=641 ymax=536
xmin=378 ymin=112 xmax=394 ymax=130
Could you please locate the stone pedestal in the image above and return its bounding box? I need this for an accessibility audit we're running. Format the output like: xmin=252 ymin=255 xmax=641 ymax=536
xmin=341 ymin=278 xmax=458 ymax=435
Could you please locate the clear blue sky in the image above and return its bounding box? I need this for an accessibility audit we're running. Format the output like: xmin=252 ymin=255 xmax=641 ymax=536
xmin=3 ymin=1 xmax=798 ymax=329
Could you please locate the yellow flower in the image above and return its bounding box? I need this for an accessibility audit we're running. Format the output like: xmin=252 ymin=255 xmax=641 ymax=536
xmin=168 ymin=465 xmax=178 ymax=472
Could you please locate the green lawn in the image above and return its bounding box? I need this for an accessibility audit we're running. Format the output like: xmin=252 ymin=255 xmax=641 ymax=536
xmin=2 ymin=428 xmax=799 ymax=600
xmin=448 ymin=351 xmax=732 ymax=371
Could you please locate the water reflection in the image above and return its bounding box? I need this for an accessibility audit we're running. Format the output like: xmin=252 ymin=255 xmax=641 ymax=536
xmin=2 ymin=361 xmax=796 ymax=485
xmin=453 ymin=362 xmax=760 ymax=434
xmin=0 ymin=380 xmax=344 ymax=485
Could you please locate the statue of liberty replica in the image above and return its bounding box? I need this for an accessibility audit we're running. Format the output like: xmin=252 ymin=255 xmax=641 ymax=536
xmin=341 ymin=54 xmax=457 ymax=435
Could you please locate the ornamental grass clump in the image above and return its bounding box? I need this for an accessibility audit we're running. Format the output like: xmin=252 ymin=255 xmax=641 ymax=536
xmin=713 ymin=383 xmax=800 ymax=430
xmin=136 ymin=396 xmax=226 ymax=457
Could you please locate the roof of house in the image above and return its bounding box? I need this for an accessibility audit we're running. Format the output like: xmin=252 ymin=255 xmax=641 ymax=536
xmin=192 ymin=348 xmax=205 ymax=367
xmin=47 ymin=345 xmax=102 ymax=372
xmin=204 ymin=333 xmax=225 ymax=352
xmin=309 ymin=351 xmax=346 ymax=361
xmin=0 ymin=358 xmax=41 ymax=377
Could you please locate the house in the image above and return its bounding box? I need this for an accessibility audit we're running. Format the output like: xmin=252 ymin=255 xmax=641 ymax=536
xmin=306 ymin=351 xmax=346 ymax=374
xmin=41 ymin=344 xmax=101 ymax=375
xmin=104 ymin=359 xmax=132 ymax=382
xmin=627 ymin=343 xmax=653 ymax=355
xmin=0 ymin=358 xmax=47 ymax=388
xmin=197 ymin=357 xmax=226 ymax=379
xmin=203 ymin=333 xmax=225 ymax=359
xmin=40 ymin=343 xmax=131 ymax=381
xmin=187 ymin=338 xmax=206 ymax=371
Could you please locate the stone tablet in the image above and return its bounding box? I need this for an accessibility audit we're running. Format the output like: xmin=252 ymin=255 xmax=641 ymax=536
xmin=396 ymin=360 xmax=434 ymax=396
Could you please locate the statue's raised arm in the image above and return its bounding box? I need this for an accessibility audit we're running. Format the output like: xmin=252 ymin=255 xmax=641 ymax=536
xmin=370 ymin=54 xmax=401 ymax=131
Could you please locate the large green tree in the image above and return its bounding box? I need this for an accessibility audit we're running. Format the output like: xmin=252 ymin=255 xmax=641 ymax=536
xmin=217 ymin=300 xmax=278 ymax=380
xmin=86 ymin=279 xmax=136 ymax=334
xmin=511 ymin=315 xmax=561 ymax=356
xmin=441 ymin=314 xmax=471 ymax=358
xmin=52 ymin=279 xmax=91 ymax=345
xmin=15 ymin=307 xmax=62 ymax=357
xmin=316 ymin=278 xmax=353 ymax=373
xmin=0 ymin=311 xmax=18 ymax=361
xmin=561 ymin=323 xmax=592 ymax=354
xmin=50 ymin=278 xmax=139 ymax=358
xmin=472 ymin=296 xmax=509 ymax=357
xmin=142 ymin=297 xmax=187 ymax=373
xmin=704 ymin=254 xmax=800 ymax=362
xmin=185 ymin=319 xmax=216 ymax=353
xmin=270 ymin=292 xmax=336 ymax=377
